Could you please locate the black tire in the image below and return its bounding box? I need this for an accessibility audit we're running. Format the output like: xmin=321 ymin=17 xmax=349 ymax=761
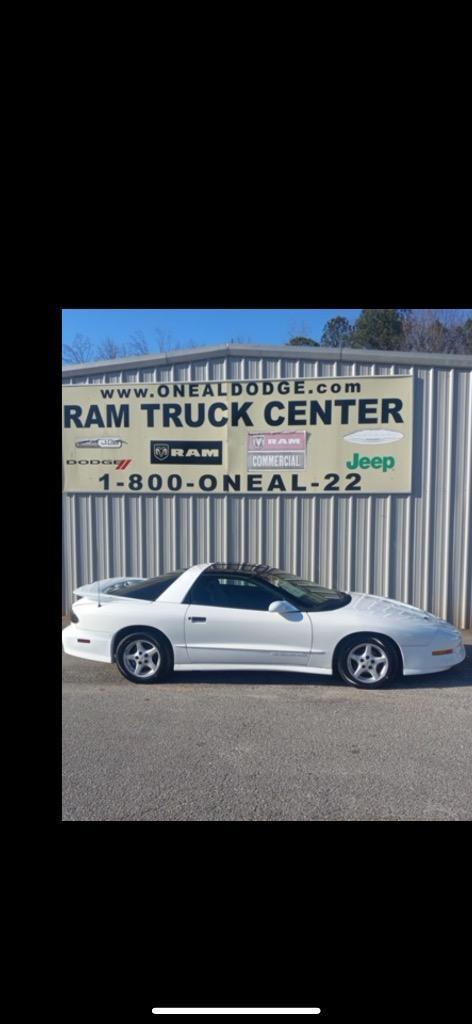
xmin=115 ymin=630 xmax=171 ymax=684
xmin=335 ymin=634 xmax=401 ymax=689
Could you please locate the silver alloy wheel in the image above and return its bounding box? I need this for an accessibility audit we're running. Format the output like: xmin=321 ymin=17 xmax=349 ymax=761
xmin=122 ymin=638 xmax=161 ymax=679
xmin=346 ymin=642 xmax=389 ymax=684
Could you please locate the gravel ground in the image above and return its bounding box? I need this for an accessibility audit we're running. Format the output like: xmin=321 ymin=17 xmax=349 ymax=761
xmin=62 ymin=631 xmax=472 ymax=821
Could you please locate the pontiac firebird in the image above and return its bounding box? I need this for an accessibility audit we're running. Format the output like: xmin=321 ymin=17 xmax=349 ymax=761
xmin=62 ymin=563 xmax=465 ymax=688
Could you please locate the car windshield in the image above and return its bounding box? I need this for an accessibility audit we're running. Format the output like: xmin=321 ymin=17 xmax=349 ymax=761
xmin=265 ymin=571 xmax=351 ymax=612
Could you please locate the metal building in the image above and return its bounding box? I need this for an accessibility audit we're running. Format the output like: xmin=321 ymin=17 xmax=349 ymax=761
xmin=62 ymin=345 xmax=472 ymax=628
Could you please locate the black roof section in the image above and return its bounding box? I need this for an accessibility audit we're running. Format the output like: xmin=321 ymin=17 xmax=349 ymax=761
xmin=204 ymin=563 xmax=281 ymax=576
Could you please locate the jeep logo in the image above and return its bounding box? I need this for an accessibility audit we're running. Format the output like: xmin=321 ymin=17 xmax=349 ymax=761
xmin=346 ymin=452 xmax=396 ymax=472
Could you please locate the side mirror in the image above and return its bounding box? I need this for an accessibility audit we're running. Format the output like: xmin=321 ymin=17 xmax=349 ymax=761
xmin=268 ymin=600 xmax=299 ymax=614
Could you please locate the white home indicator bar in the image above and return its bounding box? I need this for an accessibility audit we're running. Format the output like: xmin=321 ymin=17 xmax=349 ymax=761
xmin=152 ymin=1011 xmax=321 ymax=1016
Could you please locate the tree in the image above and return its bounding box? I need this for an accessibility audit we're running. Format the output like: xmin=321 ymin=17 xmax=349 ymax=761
xmin=402 ymin=309 xmax=472 ymax=354
xmin=462 ymin=318 xmax=472 ymax=353
xmin=350 ymin=309 xmax=406 ymax=350
xmin=320 ymin=316 xmax=353 ymax=348
xmin=62 ymin=333 xmax=95 ymax=364
xmin=285 ymin=336 xmax=320 ymax=347
xmin=155 ymin=328 xmax=179 ymax=353
xmin=96 ymin=337 xmax=128 ymax=360
xmin=129 ymin=330 xmax=149 ymax=356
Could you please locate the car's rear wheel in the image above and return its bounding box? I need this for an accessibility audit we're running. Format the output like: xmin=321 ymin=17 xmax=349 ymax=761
xmin=115 ymin=631 xmax=171 ymax=684
xmin=335 ymin=635 xmax=401 ymax=688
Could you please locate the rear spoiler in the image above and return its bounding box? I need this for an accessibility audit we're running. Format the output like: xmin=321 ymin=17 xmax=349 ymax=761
xmin=73 ymin=576 xmax=146 ymax=601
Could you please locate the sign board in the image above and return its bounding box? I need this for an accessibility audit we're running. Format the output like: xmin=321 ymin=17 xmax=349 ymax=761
xmin=62 ymin=375 xmax=413 ymax=494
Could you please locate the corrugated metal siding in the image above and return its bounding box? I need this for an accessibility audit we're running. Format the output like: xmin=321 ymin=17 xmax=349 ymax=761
xmin=63 ymin=350 xmax=472 ymax=627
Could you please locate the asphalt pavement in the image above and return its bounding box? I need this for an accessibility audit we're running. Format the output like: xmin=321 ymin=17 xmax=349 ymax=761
xmin=62 ymin=629 xmax=472 ymax=821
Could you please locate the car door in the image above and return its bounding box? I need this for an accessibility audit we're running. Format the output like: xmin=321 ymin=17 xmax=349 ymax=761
xmin=184 ymin=573 xmax=312 ymax=666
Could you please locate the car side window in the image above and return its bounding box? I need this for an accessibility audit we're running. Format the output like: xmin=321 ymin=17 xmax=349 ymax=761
xmin=189 ymin=575 xmax=280 ymax=612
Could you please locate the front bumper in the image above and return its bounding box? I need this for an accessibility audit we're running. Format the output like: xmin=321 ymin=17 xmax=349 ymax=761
xmin=62 ymin=623 xmax=113 ymax=663
xmin=402 ymin=631 xmax=466 ymax=675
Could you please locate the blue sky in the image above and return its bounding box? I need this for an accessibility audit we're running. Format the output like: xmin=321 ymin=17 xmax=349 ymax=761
xmin=62 ymin=309 xmax=362 ymax=352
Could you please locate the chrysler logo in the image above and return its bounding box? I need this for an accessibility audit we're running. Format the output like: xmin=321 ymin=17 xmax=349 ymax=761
xmin=75 ymin=437 xmax=127 ymax=449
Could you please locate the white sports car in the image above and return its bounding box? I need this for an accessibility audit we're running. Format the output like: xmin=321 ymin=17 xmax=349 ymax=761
xmin=62 ymin=563 xmax=465 ymax=688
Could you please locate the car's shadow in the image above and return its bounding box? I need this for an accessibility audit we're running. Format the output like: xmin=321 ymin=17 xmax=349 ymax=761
xmin=171 ymin=645 xmax=472 ymax=690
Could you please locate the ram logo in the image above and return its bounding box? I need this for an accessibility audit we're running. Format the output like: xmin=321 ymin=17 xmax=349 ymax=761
xmin=150 ymin=441 xmax=223 ymax=465
xmin=153 ymin=443 xmax=170 ymax=461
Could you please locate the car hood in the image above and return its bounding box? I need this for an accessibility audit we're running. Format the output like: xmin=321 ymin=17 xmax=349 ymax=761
xmin=347 ymin=592 xmax=442 ymax=626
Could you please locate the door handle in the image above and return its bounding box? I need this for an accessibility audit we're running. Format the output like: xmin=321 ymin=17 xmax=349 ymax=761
xmin=188 ymin=616 xmax=207 ymax=622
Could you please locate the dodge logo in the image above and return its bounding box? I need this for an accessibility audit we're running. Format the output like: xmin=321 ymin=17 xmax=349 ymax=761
xmin=153 ymin=443 xmax=170 ymax=461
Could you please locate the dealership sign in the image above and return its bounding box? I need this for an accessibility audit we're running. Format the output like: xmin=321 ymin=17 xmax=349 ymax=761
xmin=62 ymin=375 xmax=413 ymax=494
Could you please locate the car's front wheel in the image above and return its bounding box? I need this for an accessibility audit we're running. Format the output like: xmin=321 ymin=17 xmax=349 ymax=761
xmin=335 ymin=635 xmax=401 ymax=689
xmin=115 ymin=631 xmax=171 ymax=684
